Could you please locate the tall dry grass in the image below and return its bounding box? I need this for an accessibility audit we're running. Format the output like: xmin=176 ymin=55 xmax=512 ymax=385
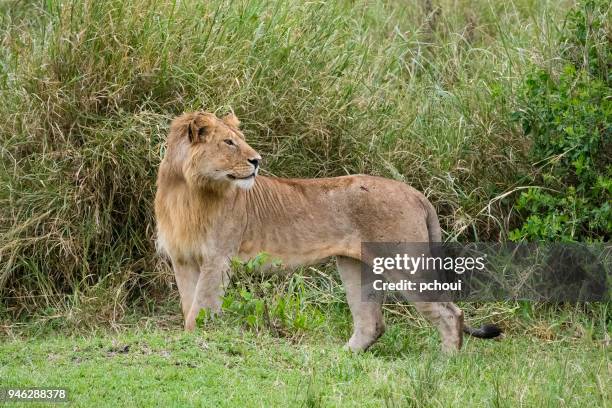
xmin=0 ymin=0 xmax=575 ymax=319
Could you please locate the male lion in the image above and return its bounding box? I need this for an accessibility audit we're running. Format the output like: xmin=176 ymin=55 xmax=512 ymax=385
xmin=155 ymin=111 xmax=501 ymax=353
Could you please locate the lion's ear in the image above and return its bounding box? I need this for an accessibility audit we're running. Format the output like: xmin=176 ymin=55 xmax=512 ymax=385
xmin=187 ymin=114 xmax=214 ymax=143
xmin=222 ymin=113 xmax=240 ymax=129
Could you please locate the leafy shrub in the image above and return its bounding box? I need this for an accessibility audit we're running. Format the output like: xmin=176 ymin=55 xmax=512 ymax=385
xmin=196 ymin=253 xmax=325 ymax=339
xmin=510 ymin=0 xmax=611 ymax=242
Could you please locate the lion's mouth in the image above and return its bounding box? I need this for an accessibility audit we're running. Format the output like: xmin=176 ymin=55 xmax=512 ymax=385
xmin=227 ymin=173 xmax=255 ymax=180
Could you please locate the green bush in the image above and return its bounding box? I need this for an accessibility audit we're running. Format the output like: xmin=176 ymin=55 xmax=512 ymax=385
xmin=196 ymin=253 xmax=325 ymax=338
xmin=510 ymin=0 xmax=611 ymax=242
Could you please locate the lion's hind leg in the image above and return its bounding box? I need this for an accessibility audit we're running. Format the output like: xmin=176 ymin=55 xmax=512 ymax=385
xmin=336 ymin=256 xmax=385 ymax=352
xmin=413 ymin=302 xmax=463 ymax=353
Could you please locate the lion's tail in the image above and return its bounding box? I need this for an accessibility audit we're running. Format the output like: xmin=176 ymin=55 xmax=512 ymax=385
xmin=463 ymin=324 xmax=503 ymax=339
xmin=422 ymin=196 xmax=442 ymax=243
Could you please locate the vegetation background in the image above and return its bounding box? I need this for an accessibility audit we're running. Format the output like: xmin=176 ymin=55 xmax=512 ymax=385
xmin=0 ymin=0 xmax=609 ymax=406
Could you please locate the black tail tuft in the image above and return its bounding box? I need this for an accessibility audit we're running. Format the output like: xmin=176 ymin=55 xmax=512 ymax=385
xmin=463 ymin=324 xmax=502 ymax=339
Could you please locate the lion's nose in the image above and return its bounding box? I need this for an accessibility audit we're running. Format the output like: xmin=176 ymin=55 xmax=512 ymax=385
xmin=248 ymin=157 xmax=260 ymax=169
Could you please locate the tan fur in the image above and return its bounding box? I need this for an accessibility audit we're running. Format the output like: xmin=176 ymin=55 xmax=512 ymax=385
xmin=155 ymin=111 xmax=464 ymax=353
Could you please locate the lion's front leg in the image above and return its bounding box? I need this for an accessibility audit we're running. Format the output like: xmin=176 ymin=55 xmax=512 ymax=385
xmin=172 ymin=258 xmax=200 ymax=321
xmin=184 ymin=259 xmax=231 ymax=331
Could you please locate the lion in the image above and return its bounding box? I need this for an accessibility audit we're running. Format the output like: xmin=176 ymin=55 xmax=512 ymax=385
xmin=154 ymin=111 xmax=501 ymax=353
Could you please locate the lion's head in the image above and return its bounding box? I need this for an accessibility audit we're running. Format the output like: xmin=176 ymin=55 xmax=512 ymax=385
xmin=161 ymin=111 xmax=261 ymax=191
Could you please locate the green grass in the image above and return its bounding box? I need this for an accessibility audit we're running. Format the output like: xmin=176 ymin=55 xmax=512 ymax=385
xmin=2 ymin=263 xmax=608 ymax=406
xmin=1 ymin=266 xmax=609 ymax=406
xmin=1 ymin=321 xmax=609 ymax=407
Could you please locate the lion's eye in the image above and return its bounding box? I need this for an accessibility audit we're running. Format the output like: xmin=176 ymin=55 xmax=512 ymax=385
xmin=224 ymin=139 xmax=235 ymax=146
